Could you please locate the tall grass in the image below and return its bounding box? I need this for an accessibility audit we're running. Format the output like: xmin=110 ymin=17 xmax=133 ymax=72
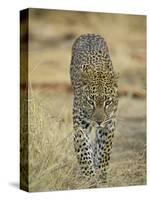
xmin=21 ymin=89 xmax=147 ymax=192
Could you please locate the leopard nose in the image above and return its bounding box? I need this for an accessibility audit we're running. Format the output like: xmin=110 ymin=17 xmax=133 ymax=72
xmin=97 ymin=121 xmax=102 ymax=126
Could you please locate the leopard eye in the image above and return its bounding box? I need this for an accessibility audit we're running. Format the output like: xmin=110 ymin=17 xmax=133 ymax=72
xmin=82 ymin=64 xmax=87 ymax=70
xmin=106 ymin=100 xmax=112 ymax=106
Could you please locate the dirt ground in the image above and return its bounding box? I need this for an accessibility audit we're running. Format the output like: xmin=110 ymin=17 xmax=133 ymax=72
xmin=20 ymin=8 xmax=146 ymax=191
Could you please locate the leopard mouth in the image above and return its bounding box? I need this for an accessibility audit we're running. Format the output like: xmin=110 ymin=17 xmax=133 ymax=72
xmin=95 ymin=117 xmax=112 ymax=128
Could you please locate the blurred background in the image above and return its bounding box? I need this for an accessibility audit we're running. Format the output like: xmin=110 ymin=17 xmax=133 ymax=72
xmin=20 ymin=9 xmax=146 ymax=191
xmin=21 ymin=8 xmax=146 ymax=94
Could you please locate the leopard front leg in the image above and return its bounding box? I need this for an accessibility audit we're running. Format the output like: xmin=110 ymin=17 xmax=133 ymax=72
xmin=72 ymin=96 xmax=96 ymax=179
xmin=73 ymin=128 xmax=96 ymax=178
xmin=94 ymin=118 xmax=116 ymax=182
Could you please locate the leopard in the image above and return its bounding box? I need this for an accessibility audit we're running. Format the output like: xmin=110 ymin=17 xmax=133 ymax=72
xmin=70 ymin=34 xmax=119 ymax=183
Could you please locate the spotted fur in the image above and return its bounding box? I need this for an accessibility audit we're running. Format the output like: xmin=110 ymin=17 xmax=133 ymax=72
xmin=70 ymin=34 xmax=119 ymax=181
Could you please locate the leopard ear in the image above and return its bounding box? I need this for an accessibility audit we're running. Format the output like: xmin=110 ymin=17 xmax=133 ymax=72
xmin=114 ymin=72 xmax=119 ymax=80
xmin=81 ymin=64 xmax=87 ymax=72
xmin=81 ymin=64 xmax=88 ymax=79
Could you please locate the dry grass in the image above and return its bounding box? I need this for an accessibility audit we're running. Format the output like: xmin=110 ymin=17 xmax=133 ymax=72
xmin=22 ymin=89 xmax=146 ymax=192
